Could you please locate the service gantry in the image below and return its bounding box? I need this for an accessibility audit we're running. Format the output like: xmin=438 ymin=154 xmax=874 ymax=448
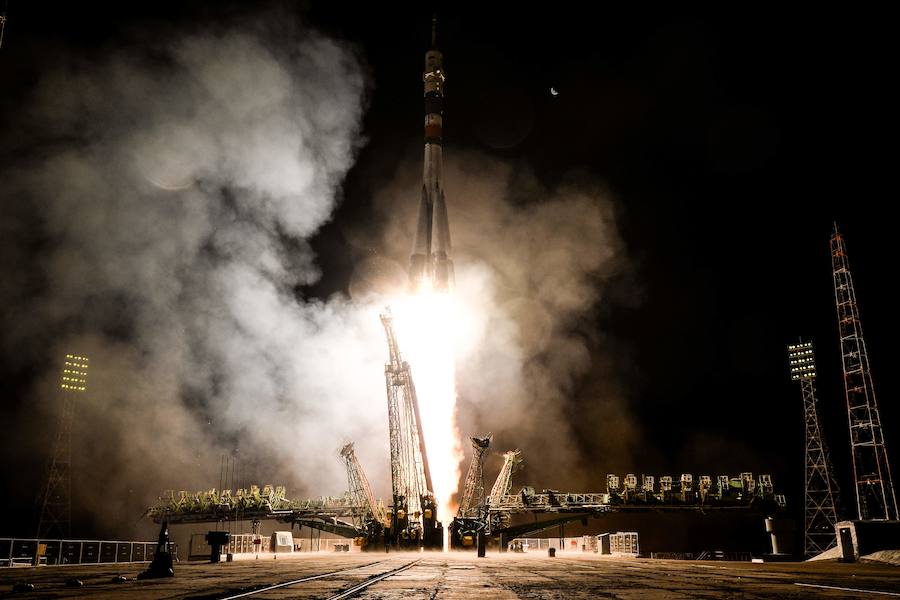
xmin=340 ymin=441 xmax=385 ymax=541
xmin=450 ymin=434 xmax=492 ymax=549
xmin=380 ymin=309 xmax=443 ymax=549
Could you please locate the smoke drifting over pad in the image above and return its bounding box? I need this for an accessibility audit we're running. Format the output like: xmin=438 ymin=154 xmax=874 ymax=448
xmin=374 ymin=152 xmax=635 ymax=492
xmin=0 ymin=11 xmax=379 ymax=536
xmin=0 ymin=9 xmax=636 ymax=540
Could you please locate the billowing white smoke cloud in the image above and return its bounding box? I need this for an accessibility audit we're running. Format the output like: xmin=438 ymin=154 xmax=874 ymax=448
xmin=370 ymin=153 xmax=637 ymax=493
xmin=1 ymin=14 xmax=635 ymax=538
xmin=1 ymin=16 xmax=391 ymax=535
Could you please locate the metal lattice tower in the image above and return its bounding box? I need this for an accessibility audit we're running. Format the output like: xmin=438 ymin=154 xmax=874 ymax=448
xmin=788 ymin=340 xmax=839 ymax=556
xmin=340 ymin=442 xmax=384 ymax=526
xmin=457 ymin=434 xmax=492 ymax=518
xmin=488 ymin=450 xmax=523 ymax=507
xmin=831 ymin=226 xmax=898 ymax=520
xmin=380 ymin=308 xmax=440 ymax=547
xmin=36 ymin=354 xmax=89 ymax=538
xmin=0 ymin=1 xmax=8 ymax=50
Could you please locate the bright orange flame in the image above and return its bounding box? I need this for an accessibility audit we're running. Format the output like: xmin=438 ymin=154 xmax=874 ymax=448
xmin=394 ymin=289 xmax=464 ymax=549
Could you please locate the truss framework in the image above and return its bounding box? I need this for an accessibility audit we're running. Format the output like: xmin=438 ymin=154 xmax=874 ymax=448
xmin=831 ymin=228 xmax=898 ymax=520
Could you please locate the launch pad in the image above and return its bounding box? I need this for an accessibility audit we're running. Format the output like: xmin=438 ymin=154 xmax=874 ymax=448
xmin=130 ymin=16 xmax=791 ymax=559
xmin=3 ymin=552 xmax=899 ymax=599
xmin=146 ymin=311 xmax=786 ymax=553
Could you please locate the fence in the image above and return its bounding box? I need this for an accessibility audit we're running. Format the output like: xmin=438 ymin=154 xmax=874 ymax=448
xmin=0 ymin=538 xmax=175 ymax=567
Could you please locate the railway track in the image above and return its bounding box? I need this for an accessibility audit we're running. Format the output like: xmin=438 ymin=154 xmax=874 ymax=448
xmin=206 ymin=558 xmax=422 ymax=600
xmin=325 ymin=559 xmax=422 ymax=600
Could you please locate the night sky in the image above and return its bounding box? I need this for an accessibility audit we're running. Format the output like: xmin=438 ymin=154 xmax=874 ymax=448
xmin=0 ymin=3 xmax=896 ymax=545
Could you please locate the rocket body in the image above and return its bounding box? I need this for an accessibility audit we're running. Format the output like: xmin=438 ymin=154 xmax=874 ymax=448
xmin=409 ymin=38 xmax=454 ymax=293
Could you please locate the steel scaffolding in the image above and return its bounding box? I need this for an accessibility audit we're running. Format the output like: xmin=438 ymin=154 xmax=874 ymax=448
xmin=457 ymin=434 xmax=492 ymax=519
xmin=788 ymin=340 xmax=839 ymax=556
xmin=831 ymin=226 xmax=897 ymax=520
xmin=36 ymin=354 xmax=89 ymax=539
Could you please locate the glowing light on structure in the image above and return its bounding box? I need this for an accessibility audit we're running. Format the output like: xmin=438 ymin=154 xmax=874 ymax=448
xmin=393 ymin=288 xmax=467 ymax=548
xmin=61 ymin=354 xmax=89 ymax=392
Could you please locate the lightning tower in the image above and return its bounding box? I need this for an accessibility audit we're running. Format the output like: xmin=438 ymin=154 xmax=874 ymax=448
xmin=788 ymin=340 xmax=839 ymax=556
xmin=831 ymin=226 xmax=898 ymax=520
xmin=409 ymin=15 xmax=454 ymax=292
xmin=36 ymin=354 xmax=89 ymax=538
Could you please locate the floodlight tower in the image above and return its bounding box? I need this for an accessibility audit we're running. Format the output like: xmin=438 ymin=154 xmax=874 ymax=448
xmin=831 ymin=226 xmax=898 ymax=520
xmin=787 ymin=340 xmax=839 ymax=556
xmin=37 ymin=354 xmax=89 ymax=538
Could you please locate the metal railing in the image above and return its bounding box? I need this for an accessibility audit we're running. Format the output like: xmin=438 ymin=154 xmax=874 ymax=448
xmin=0 ymin=537 xmax=176 ymax=567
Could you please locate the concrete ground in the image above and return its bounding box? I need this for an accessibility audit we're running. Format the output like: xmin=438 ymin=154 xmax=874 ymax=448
xmin=1 ymin=551 xmax=899 ymax=599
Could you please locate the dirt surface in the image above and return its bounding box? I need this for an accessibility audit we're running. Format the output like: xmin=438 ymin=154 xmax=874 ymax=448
xmin=1 ymin=552 xmax=899 ymax=599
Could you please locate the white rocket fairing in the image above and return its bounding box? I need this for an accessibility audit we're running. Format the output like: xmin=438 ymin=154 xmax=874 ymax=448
xmin=409 ymin=18 xmax=454 ymax=293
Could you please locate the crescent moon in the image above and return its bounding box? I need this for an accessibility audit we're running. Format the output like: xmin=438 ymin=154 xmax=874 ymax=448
xmin=550 ymin=87 xmax=559 ymax=96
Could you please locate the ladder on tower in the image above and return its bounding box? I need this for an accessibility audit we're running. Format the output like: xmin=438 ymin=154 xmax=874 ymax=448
xmin=831 ymin=226 xmax=898 ymax=521
xmin=788 ymin=340 xmax=840 ymax=556
xmin=36 ymin=354 xmax=89 ymax=539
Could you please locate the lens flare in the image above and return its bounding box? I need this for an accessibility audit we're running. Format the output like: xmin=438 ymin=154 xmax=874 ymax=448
xmin=394 ymin=289 xmax=464 ymax=549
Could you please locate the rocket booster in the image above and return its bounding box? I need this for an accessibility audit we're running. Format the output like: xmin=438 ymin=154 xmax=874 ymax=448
xmin=409 ymin=18 xmax=454 ymax=293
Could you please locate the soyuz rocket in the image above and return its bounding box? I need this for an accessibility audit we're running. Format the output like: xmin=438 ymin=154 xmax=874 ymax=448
xmin=409 ymin=17 xmax=454 ymax=293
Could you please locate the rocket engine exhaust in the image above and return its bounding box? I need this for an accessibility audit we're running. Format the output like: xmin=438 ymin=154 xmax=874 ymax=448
xmin=397 ymin=17 xmax=463 ymax=550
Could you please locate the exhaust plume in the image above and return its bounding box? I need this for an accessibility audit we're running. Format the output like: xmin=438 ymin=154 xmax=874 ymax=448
xmin=371 ymin=152 xmax=637 ymax=494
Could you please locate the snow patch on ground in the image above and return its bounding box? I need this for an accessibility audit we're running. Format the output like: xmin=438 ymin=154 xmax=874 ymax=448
xmin=806 ymin=546 xmax=841 ymax=561
xmin=807 ymin=546 xmax=900 ymax=565
xmin=862 ymin=550 xmax=900 ymax=566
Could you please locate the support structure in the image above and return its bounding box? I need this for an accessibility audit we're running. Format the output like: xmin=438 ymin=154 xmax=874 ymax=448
xmin=831 ymin=226 xmax=898 ymax=521
xmin=0 ymin=2 xmax=7 ymax=50
xmin=487 ymin=450 xmax=523 ymax=536
xmin=450 ymin=434 xmax=492 ymax=550
xmin=457 ymin=435 xmax=492 ymax=518
xmin=36 ymin=354 xmax=89 ymax=538
xmin=788 ymin=340 xmax=839 ymax=556
xmin=147 ymin=469 xmax=786 ymax=552
xmin=340 ymin=441 xmax=385 ymax=544
xmin=489 ymin=450 xmax=523 ymax=507
xmin=380 ymin=309 xmax=442 ymax=548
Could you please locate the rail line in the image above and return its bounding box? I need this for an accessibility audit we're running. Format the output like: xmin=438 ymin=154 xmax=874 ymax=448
xmin=216 ymin=559 xmax=389 ymax=600
xmin=326 ymin=559 xmax=422 ymax=600
xmin=211 ymin=558 xmax=421 ymax=600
